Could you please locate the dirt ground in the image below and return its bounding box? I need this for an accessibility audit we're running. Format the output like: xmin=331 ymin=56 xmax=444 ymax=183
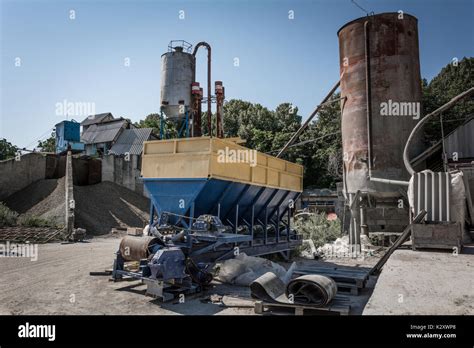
xmin=363 ymin=247 xmax=474 ymax=315
xmin=0 ymin=236 xmax=254 ymax=315
xmin=0 ymin=236 xmax=375 ymax=315
xmin=4 ymin=235 xmax=471 ymax=315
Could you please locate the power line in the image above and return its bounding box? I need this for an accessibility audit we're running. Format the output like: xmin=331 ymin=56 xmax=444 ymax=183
xmin=23 ymin=127 xmax=55 ymax=150
xmin=351 ymin=0 xmax=372 ymax=16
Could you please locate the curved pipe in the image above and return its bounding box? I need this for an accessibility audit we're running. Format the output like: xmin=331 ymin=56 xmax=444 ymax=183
xmin=403 ymin=87 xmax=474 ymax=176
xmin=192 ymin=42 xmax=212 ymax=136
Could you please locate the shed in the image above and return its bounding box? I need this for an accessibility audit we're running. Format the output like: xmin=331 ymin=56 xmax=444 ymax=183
xmin=108 ymin=128 xmax=156 ymax=156
xmin=81 ymin=118 xmax=129 ymax=156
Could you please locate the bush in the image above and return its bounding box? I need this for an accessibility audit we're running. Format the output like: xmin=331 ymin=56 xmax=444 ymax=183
xmin=17 ymin=215 xmax=57 ymax=228
xmin=293 ymin=212 xmax=342 ymax=248
xmin=0 ymin=202 xmax=18 ymax=227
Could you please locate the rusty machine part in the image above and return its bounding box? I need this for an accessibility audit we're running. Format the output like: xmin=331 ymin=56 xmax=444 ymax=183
xmin=191 ymin=82 xmax=203 ymax=136
xmin=338 ymin=12 xmax=423 ymax=198
xmin=215 ymin=81 xmax=225 ymax=138
xmin=119 ymin=235 xmax=162 ymax=261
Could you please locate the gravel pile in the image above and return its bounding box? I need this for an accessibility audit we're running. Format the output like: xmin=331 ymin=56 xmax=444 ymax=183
xmin=74 ymin=182 xmax=149 ymax=235
xmin=3 ymin=178 xmax=65 ymax=226
xmin=4 ymin=179 xmax=150 ymax=235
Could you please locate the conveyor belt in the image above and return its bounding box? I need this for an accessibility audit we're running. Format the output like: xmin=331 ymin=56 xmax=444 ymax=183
xmin=250 ymin=272 xmax=337 ymax=307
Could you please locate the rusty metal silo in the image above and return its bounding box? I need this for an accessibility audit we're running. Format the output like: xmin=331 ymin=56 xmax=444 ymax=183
xmin=338 ymin=12 xmax=423 ymax=198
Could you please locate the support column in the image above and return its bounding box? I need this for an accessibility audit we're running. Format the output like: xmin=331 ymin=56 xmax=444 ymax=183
xmin=348 ymin=192 xmax=361 ymax=257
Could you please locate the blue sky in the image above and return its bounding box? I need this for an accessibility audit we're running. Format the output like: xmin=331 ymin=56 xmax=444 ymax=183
xmin=1 ymin=0 xmax=473 ymax=148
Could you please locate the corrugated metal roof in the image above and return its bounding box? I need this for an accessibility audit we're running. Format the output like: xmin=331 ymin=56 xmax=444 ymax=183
xmin=81 ymin=113 xmax=113 ymax=126
xmin=108 ymin=128 xmax=154 ymax=155
xmin=81 ymin=119 xmax=127 ymax=144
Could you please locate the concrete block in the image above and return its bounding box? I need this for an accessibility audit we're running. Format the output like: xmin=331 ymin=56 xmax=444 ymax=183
xmin=127 ymin=227 xmax=143 ymax=236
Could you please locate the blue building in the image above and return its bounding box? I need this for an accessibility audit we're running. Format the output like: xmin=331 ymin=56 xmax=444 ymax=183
xmin=55 ymin=120 xmax=85 ymax=153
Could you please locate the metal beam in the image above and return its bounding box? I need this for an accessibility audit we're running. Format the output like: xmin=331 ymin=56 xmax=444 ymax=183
xmin=276 ymin=76 xmax=343 ymax=158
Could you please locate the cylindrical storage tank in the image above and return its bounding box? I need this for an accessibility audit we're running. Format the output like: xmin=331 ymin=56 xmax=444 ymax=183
xmin=338 ymin=13 xmax=423 ymax=197
xmin=160 ymin=46 xmax=196 ymax=119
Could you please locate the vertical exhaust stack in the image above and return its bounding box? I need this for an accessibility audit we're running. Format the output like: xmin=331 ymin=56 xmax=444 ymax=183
xmin=215 ymin=81 xmax=225 ymax=138
xmin=191 ymin=82 xmax=202 ymax=137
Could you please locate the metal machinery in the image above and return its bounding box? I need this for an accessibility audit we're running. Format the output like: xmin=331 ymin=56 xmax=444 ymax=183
xmin=141 ymin=137 xmax=303 ymax=261
xmin=112 ymin=215 xmax=235 ymax=301
xmin=112 ymin=41 xmax=303 ymax=300
xmin=159 ymin=40 xmax=224 ymax=139
xmin=337 ymin=13 xmax=424 ymax=251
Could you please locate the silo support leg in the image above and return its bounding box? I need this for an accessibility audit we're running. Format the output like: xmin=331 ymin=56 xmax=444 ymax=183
xmin=349 ymin=192 xmax=362 ymax=257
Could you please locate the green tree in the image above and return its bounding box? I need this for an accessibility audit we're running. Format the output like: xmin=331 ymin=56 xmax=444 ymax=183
xmin=134 ymin=113 xmax=177 ymax=138
xmin=223 ymin=100 xmax=301 ymax=154
xmin=221 ymin=98 xmax=342 ymax=188
xmin=37 ymin=132 xmax=56 ymax=152
xmin=289 ymin=93 xmax=342 ymax=189
xmin=422 ymin=57 xmax=474 ymax=143
xmin=0 ymin=138 xmax=18 ymax=160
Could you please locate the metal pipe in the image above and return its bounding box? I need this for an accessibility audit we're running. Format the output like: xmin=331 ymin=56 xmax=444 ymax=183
xmin=191 ymin=82 xmax=202 ymax=137
xmin=403 ymin=87 xmax=474 ymax=175
xmin=364 ymin=20 xmax=373 ymax=177
xmin=198 ymin=88 xmax=203 ymax=135
xmin=215 ymin=81 xmax=224 ymax=138
xmin=369 ymin=176 xmax=409 ymax=186
xmin=221 ymin=86 xmax=225 ymax=136
xmin=360 ymin=200 xmax=368 ymax=236
xmin=440 ymin=113 xmax=447 ymax=172
xmin=192 ymin=42 xmax=212 ymax=136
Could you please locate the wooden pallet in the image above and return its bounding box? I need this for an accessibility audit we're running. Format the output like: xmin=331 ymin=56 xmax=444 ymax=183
xmin=254 ymin=295 xmax=350 ymax=316
xmin=294 ymin=266 xmax=371 ymax=295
